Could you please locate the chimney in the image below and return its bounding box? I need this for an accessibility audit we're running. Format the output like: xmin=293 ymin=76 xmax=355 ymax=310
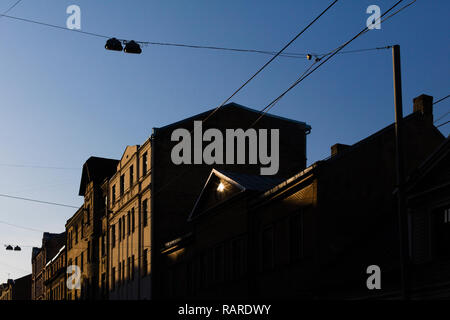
xmin=331 ymin=143 xmax=350 ymax=157
xmin=413 ymin=94 xmax=433 ymax=122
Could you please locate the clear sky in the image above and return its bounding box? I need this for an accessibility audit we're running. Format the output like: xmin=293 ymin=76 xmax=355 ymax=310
xmin=0 ymin=0 xmax=448 ymax=283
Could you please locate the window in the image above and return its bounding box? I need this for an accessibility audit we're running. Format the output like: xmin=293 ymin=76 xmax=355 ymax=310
xmin=142 ymin=152 xmax=148 ymax=175
xmin=87 ymin=241 xmax=91 ymax=263
xmin=262 ymin=226 xmax=274 ymax=271
xmin=80 ymin=252 xmax=84 ymax=272
xmin=118 ymin=263 xmax=121 ymax=287
xmin=111 ymin=225 xmax=116 ymax=248
xmin=118 ymin=219 xmax=122 ymax=243
xmin=130 ymin=165 xmax=134 ymax=186
xmin=127 ymin=257 xmax=131 ymax=282
xmin=432 ymin=207 xmax=450 ymax=258
xmin=142 ymin=249 xmax=148 ymax=276
xmin=131 ymin=208 xmax=135 ymax=233
xmin=101 ymin=235 xmax=106 ymax=257
xmin=127 ymin=212 xmax=131 ymax=236
xmin=232 ymin=238 xmax=244 ymax=279
xmin=122 ymin=216 xmax=125 ymax=239
xmin=86 ymin=206 xmax=90 ymax=225
xmin=122 ymin=260 xmax=125 ymax=285
xmin=143 ymin=199 xmax=148 ymax=227
xmin=75 ymin=226 xmax=79 ymax=244
xmin=111 ymin=267 xmax=116 ymax=291
xmin=214 ymin=244 xmax=224 ymax=283
xmin=112 ymin=185 xmax=116 ymax=205
xmin=120 ymin=174 xmax=125 ymax=196
xmin=290 ymin=213 xmax=304 ymax=261
xmin=131 ymin=255 xmax=135 ymax=280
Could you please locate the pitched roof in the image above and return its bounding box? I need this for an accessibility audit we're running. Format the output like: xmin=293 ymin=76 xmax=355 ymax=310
xmin=189 ymin=169 xmax=283 ymax=221
xmin=79 ymin=156 xmax=119 ymax=196
xmin=157 ymin=102 xmax=311 ymax=131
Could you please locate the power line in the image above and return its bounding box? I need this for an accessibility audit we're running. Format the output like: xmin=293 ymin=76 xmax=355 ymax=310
xmin=434 ymin=94 xmax=450 ymax=105
xmin=201 ymin=0 xmax=339 ymax=124
xmin=436 ymin=120 xmax=450 ymax=128
xmin=0 ymin=220 xmax=46 ymax=233
xmin=1 ymin=10 xmax=397 ymax=61
xmin=0 ymin=193 xmax=79 ymax=209
xmin=0 ymin=0 xmax=22 ymax=16
xmin=250 ymin=0 xmax=412 ymax=128
xmin=0 ymin=163 xmax=79 ymax=170
xmin=434 ymin=111 xmax=450 ymax=124
xmin=153 ymin=1 xmax=339 ymax=196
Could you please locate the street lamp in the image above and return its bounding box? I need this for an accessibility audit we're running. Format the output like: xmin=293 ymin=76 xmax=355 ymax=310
xmin=105 ymin=38 xmax=142 ymax=54
xmin=124 ymin=40 xmax=142 ymax=54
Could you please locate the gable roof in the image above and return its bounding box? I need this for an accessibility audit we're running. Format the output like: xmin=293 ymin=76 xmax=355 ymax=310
xmin=188 ymin=168 xmax=284 ymax=221
xmin=157 ymin=102 xmax=311 ymax=132
xmin=79 ymin=156 xmax=119 ymax=196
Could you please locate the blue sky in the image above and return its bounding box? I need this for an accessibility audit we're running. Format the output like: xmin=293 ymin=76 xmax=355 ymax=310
xmin=0 ymin=0 xmax=448 ymax=283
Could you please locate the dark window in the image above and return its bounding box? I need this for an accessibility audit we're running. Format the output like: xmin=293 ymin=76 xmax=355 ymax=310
xmin=130 ymin=165 xmax=134 ymax=186
xmin=120 ymin=174 xmax=125 ymax=196
xmin=86 ymin=206 xmax=90 ymax=225
xmin=111 ymin=267 xmax=116 ymax=291
xmin=142 ymin=152 xmax=148 ymax=175
xmin=290 ymin=213 xmax=304 ymax=261
xmin=118 ymin=263 xmax=121 ymax=287
xmin=142 ymin=249 xmax=148 ymax=276
xmin=112 ymin=185 xmax=116 ymax=205
xmin=122 ymin=216 xmax=125 ymax=239
xmin=101 ymin=235 xmax=106 ymax=257
xmin=214 ymin=244 xmax=224 ymax=283
xmin=80 ymin=252 xmax=83 ymax=273
xmin=131 ymin=255 xmax=135 ymax=280
xmin=127 ymin=257 xmax=131 ymax=283
xmin=111 ymin=225 xmax=116 ymax=248
xmin=143 ymin=199 xmax=148 ymax=227
xmin=262 ymin=226 xmax=274 ymax=271
xmin=127 ymin=212 xmax=130 ymax=236
xmin=87 ymin=241 xmax=91 ymax=263
xmin=122 ymin=261 xmax=125 ymax=285
xmin=118 ymin=219 xmax=122 ymax=243
xmin=232 ymin=238 xmax=244 ymax=279
xmin=433 ymin=207 xmax=450 ymax=258
xmin=75 ymin=226 xmax=78 ymax=244
xmin=131 ymin=208 xmax=135 ymax=233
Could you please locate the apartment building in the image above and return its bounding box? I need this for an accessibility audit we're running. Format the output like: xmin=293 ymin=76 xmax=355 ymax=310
xmin=108 ymin=141 xmax=151 ymax=299
xmin=44 ymin=245 xmax=66 ymax=300
xmin=66 ymin=156 xmax=119 ymax=300
xmin=160 ymin=95 xmax=447 ymax=299
xmin=31 ymin=232 xmax=65 ymax=300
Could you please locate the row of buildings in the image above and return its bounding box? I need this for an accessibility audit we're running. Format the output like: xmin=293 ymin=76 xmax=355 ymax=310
xmin=18 ymin=95 xmax=450 ymax=299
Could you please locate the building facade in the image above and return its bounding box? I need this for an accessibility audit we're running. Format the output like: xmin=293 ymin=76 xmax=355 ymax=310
xmin=107 ymin=142 xmax=152 ymax=300
xmin=44 ymin=245 xmax=67 ymax=300
xmin=0 ymin=275 xmax=31 ymax=300
xmin=66 ymin=156 xmax=118 ymax=300
xmin=160 ymin=95 xmax=447 ymax=299
xmin=31 ymin=232 xmax=65 ymax=300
